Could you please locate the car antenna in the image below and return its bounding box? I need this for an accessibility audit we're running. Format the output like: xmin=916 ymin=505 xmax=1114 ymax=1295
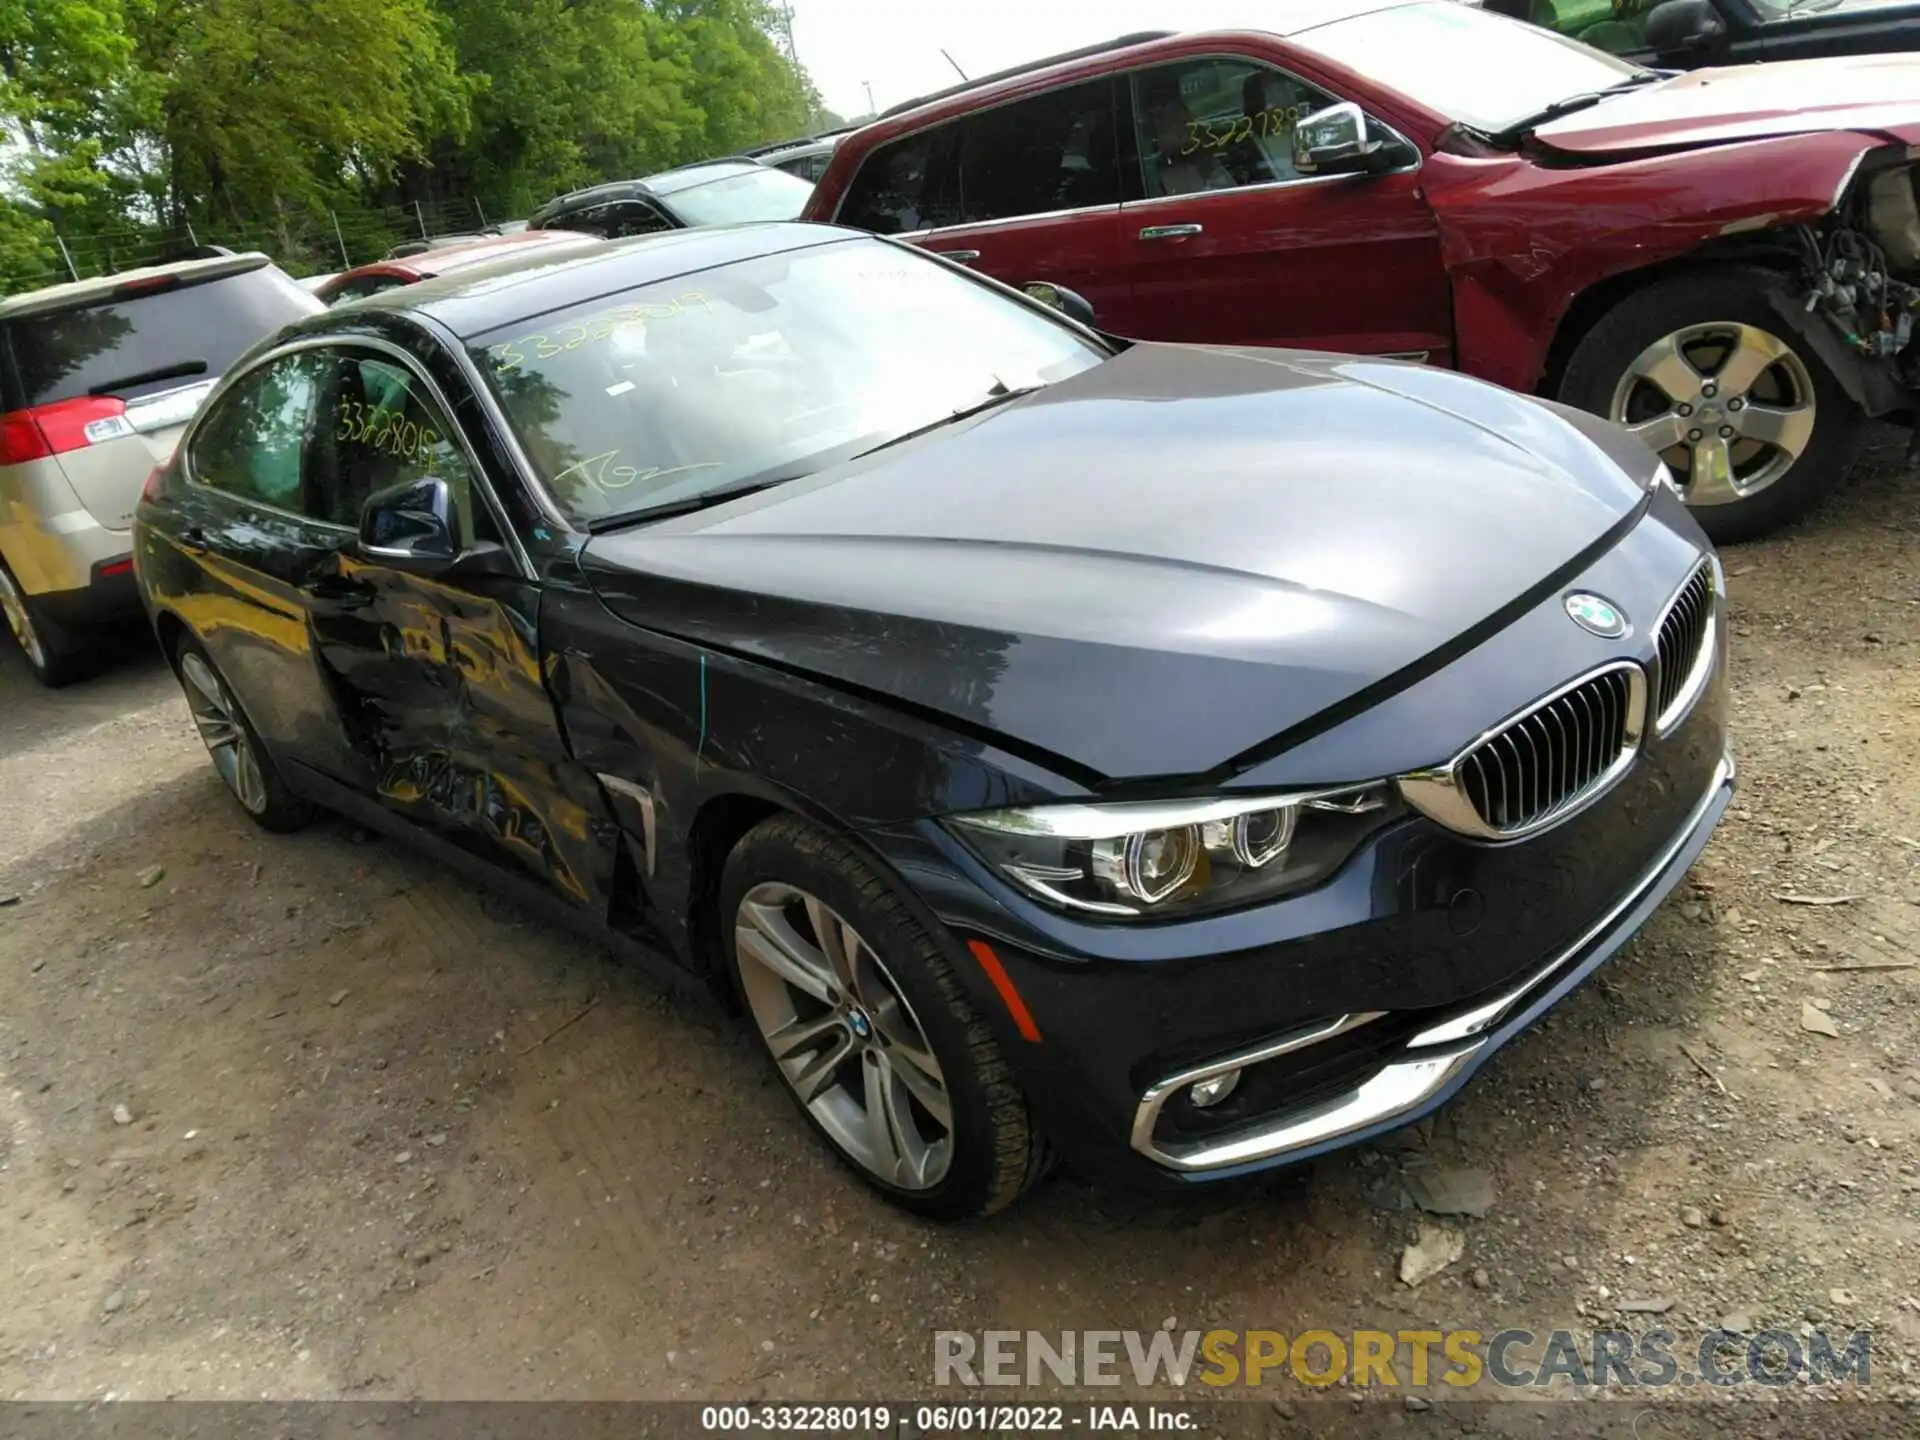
xmin=941 ymin=48 xmax=968 ymax=81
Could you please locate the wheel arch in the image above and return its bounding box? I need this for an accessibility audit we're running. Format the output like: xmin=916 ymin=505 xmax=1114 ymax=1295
xmin=1538 ymin=237 xmax=1806 ymax=399
xmin=151 ymin=607 xmax=190 ymax=674
xmin=682 ymin=789 xmax=791 ymax=986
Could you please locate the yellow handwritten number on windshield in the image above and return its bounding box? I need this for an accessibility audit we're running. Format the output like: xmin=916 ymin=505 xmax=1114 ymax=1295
xmin=487 ymin=292 xmax=716 ymax=374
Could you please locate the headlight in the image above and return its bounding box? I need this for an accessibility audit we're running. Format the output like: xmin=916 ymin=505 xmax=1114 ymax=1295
xmin=945 ymin=784 xmax=1399 ymax=919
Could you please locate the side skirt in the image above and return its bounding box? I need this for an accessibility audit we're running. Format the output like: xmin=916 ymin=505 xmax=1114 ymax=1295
xmin=283 ymin=760 xmax=723 ymax=1013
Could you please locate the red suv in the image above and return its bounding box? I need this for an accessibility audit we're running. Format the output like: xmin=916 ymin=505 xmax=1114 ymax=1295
xmin=803 ymin=2 xmax=1920 ymax=541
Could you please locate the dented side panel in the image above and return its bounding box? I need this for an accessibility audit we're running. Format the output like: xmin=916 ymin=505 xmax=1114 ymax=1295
xmin=538 ymin=571 xmax=1069 ymax=966
xmin=309 ymin=559 xmax=617 ymax=911
xmin=1422 ymin=132 xmax=1884 ymax=393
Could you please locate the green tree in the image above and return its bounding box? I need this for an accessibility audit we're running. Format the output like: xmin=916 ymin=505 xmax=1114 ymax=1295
xmin=134 ymin=0 xmax=472 ymax=220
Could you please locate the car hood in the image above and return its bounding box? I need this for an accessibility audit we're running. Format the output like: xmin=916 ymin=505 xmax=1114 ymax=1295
xmin=1535 ymin=53 xmax=1920 ymax=155
xmin=580 ymin=345 xmax=1648 ymax=781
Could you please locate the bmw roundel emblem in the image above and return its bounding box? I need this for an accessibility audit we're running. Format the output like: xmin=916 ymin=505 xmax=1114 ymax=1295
xmin=1564 ymin=592 xmax=1629 ymax=639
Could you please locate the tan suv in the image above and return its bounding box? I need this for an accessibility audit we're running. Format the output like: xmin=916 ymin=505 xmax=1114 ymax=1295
xmin=0 ymin=252 xmax=319 ymax=685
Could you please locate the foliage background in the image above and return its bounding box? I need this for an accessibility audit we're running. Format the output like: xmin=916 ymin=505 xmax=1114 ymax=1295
xmin=0 ymin=0 xmax=839 ymax=290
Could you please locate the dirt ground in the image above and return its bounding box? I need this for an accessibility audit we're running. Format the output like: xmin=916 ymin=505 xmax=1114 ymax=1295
xmin=2 ymin=432 xmax=1918 ymax=1424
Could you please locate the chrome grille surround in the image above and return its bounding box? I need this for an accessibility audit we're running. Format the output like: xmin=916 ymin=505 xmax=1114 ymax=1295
xmin=1652 ymin=558 xmax=1719 ymax=735
xmin=1397 ymin=661 xmax=1648 ymax=842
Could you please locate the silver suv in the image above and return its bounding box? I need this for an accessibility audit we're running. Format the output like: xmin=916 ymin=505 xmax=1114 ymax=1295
xmin=1 ymin=253 xmax=319 ymax=685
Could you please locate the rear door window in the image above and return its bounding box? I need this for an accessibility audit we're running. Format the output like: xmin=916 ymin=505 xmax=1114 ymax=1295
xmin=4 ymin=264 xmax=319 ymax=409
xmin=835 ymin=127 xmax=961 ymax=235
xmin=952 ymin=78 xmax=1123 ymax=225
xmin=186 ymin=352 xmax=328 ymax=516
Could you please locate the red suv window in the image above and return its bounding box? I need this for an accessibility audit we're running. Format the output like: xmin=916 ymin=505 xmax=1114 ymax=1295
xmin=837 ymin=129 xmax=960 ymax=235
xmin=952 ymin=78 xmax=1122 ymax=225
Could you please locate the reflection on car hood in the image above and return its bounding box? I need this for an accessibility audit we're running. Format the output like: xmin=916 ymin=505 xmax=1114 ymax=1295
xmin=580 ymin=344 xmax=1648 ymax=781
xmin=1536 ymin=53 xmax=1920 ymax=155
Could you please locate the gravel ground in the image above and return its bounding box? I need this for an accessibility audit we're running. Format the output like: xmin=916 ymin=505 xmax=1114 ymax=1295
xmin=1 ymin=431 xmax=1917 ymax=1429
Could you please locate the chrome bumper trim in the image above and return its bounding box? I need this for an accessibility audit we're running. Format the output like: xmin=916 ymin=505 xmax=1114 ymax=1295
xmin=1132 ymin=749 xmax=1734 ymax=1174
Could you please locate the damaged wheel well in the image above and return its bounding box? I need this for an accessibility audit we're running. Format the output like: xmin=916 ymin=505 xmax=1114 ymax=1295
xmin=684 ymin=792 xmax=785 ymax=986
xmin=1540 ymin=236 xmax=1804 ymax=398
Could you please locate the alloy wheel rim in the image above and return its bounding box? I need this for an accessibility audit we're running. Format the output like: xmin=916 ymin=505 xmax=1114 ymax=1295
xmin=734 ymin=881 xmax=954 ymax=1190
xmin=0 ymin=568 xmax=47 ymax=670
xmin=178 ymin=652 xmax=269 ymax=815
xmin=1610 ymin=321 xmax=1816 ymax=507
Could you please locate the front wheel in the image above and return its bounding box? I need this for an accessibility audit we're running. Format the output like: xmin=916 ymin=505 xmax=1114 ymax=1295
xmin=1559 ymin=269 xmax=1859 ymax=544
xmin=721 ymin=814 xmax=1046 ymax=1219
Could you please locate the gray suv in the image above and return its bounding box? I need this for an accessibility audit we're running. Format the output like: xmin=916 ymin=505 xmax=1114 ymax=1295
xmin=0 ymin=252 xmax=318 ymax=684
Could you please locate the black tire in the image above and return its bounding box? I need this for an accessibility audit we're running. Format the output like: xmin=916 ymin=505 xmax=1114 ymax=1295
xmin=171 ymin=633 xmax=316 ymax=833
xmin=720 ymin=813 xmax=1046 ymax=1220
xmin=1559 ymin=267 xmax=1859 ymax=544
xmin=0 ymin=560 xmax=91 ymax=688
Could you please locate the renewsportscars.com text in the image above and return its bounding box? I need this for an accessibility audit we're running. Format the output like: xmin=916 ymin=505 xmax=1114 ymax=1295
xmin=933 ymin=1328 xmax=1872 ymax=1390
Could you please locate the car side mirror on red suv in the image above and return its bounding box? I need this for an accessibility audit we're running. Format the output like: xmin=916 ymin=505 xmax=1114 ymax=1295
xmin=1642 ymin=0 xmax=1728 ymax=57
xmin=1293 ymin=102 xmax=1385 ymax=177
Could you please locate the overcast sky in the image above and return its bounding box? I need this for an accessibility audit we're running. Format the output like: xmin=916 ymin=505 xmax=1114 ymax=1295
xmin=787 ymin=0 xmax=1274 ymax=119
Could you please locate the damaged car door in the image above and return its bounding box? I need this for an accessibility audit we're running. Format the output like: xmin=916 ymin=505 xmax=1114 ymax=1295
xmin=300 ymin=344 xmax=611 ymax=907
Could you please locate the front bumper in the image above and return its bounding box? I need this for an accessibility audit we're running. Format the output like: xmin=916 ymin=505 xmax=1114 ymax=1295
xmin=1130 ymin=747 xmax=1731 ymax=1175
xmin=867 ymin=513 xmax=1732 ymax=1187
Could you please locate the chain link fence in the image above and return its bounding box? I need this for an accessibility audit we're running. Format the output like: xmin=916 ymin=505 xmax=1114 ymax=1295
xmin=14 ymin=192 xmax=542 ymax=294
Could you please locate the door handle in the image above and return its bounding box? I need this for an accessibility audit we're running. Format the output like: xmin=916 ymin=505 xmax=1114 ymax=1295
xmin=1139 ymin=223 xmax=1203 ymax=241
xmin=933 ymin=248 xmax=982 ymax=264
xmin=307 ymin=575 xmax=375 ymax=610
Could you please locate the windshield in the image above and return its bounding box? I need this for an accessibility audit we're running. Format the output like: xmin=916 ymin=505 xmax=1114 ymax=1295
xmin=470 ymin=238 xmax=1106 ymax=527
xmin=659 ymin=168 xmax=817 ymax=227
xmin=1295 ymin=1 xmax=1645 ymax=134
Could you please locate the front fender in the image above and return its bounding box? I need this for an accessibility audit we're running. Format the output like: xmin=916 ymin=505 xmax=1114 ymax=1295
xmin=1426 ymin=131 xmax=1883 ymax=392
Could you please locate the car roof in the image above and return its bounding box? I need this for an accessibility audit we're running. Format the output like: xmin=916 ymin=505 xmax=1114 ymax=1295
xmin=348 ymin=222 xmax=859 ymax=338
xmin=531 ymin=160 xmax=771 ymax=223
xmin=645 ymin=160 xmax=771 ymax=196
xmin=370 ymin=228 xmax=599 ymax=281
xmin=0 ymin=251 xmax=277 ymax=321
xmin=868 ymin=3 xmax=1423 ymax=128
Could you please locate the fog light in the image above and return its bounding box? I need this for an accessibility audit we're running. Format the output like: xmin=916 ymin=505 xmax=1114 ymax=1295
xmin=1189 ymin=1071 xmax=1241 ymax=1108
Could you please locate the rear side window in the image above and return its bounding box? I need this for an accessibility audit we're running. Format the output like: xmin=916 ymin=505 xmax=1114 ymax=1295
xmin=5 ymin=265 xmax=320 ymax=409
xmin=186 ymin=352 xmax=327 ymax=514
xmin=323 ymin=273 xmax=413 ymax=306
xmin=773 ymin=150 xmax=834 ymax=183
xmin=836 ymin=128 xmax=960 ymax=235
xmin=953 ymin=78 xmax=1122 ymax=225
xmin=560 ymin=201 xmax=676 ymax=239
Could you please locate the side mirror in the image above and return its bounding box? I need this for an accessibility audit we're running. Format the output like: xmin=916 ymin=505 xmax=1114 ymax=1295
xmin=1021 ymin=281 xmax=1098 ymax=328
xmin=1643 ymin=0 xmax=1727 ymax=53
xmin=359 ymin=476 xmax=458 ymax=565
xmin=1293 ymin=102 xmax=1383 ymax=176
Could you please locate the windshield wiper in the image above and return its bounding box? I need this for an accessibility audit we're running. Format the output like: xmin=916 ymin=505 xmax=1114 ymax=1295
xmin=851 ymin=378 xmax=1045 ymax=461
xmin=585 ymin=380 xmax=1047 ymax=533
xmin=86 ymin=359 xmax=208 ymax=397
xmin=585 ymin=475 xmax=798 ymax=532
xmin=1491 ymin=72 xmax=1664 ymax=142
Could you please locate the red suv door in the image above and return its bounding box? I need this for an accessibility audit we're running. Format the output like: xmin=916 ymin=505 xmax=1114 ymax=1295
xmin=828 ymin=79 xmax=1134 ymax=324
xmin=1107 ymin=54 xmax=1452 ymax=363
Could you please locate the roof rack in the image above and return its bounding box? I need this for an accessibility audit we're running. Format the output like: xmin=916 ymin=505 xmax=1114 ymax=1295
xmin=877 ymin=31 xmax=1175 ymax=120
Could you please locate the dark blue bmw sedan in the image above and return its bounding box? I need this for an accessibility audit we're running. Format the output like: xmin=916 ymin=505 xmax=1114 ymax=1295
xmin=133 ymin=223 xmax=1731 ymax=1218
